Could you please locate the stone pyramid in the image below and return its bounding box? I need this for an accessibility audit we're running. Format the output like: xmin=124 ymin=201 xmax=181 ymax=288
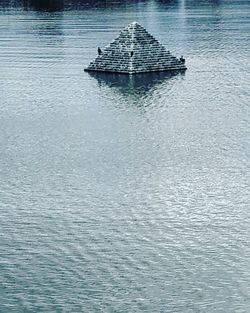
xmin=85 ymin=22 xmax=187 ymax=74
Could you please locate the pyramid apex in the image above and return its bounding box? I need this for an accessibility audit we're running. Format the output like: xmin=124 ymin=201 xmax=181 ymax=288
xmin=128 ymin=21 xmax=142 ymax=28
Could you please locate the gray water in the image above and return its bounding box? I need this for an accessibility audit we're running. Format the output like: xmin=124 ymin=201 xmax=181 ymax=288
xmin=0 ymin=0 xmax=250 ymax=312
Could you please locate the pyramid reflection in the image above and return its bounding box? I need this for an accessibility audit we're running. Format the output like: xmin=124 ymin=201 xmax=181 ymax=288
xmin=88 ymin=70 xmax=185 ymax=96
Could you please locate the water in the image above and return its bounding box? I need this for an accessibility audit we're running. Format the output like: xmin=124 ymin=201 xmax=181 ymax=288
xmin=0 ymin=0 xmax=249 ymax=312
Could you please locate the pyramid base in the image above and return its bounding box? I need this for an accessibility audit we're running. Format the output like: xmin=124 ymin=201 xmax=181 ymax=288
xmin=84 ymin=67 xmax=187 ymax=75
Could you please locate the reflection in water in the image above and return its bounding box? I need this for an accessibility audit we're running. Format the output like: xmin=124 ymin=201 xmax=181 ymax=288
xmin=185 ymin=0 xmax=222 ymax=8
xmin=87 ymin=70 xmax=186 ymax=113
xmin=64 ymin=0 xmax=148 ymax=10
xmin=23 ymin=0 xmax=64 ymax=11
xmin=0 ymin=0 xmax=223 ymax=11
xmin=154 ymin=0 xmax=179 ymax=8
xmin=88 ymin=70 xmax=185 ymax=96
xmin=29 ymin=12 xmax=64 ymax=39
xmin=0 ymin=0 xmax=149 ymax=11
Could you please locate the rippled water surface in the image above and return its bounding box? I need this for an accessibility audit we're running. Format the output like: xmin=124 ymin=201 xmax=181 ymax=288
xmin=0 ymin=0 xmax=250 ymax=312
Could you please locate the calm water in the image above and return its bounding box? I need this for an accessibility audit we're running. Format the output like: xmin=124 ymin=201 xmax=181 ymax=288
xmin=0 ymin=0 xmax=250 ymax=312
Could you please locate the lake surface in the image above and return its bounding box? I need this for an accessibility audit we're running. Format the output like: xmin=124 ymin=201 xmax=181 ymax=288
xmin=0 ymin=0 xmax=249 ymax=312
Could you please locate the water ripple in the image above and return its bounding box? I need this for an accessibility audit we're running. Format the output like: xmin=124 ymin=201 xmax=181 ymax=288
xmin=0 ymin=0 xmax=250 ymax=312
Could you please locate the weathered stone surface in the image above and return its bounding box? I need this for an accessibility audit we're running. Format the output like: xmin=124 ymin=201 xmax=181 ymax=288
xmin=85 ymin=22 xmax=187 ymax=74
